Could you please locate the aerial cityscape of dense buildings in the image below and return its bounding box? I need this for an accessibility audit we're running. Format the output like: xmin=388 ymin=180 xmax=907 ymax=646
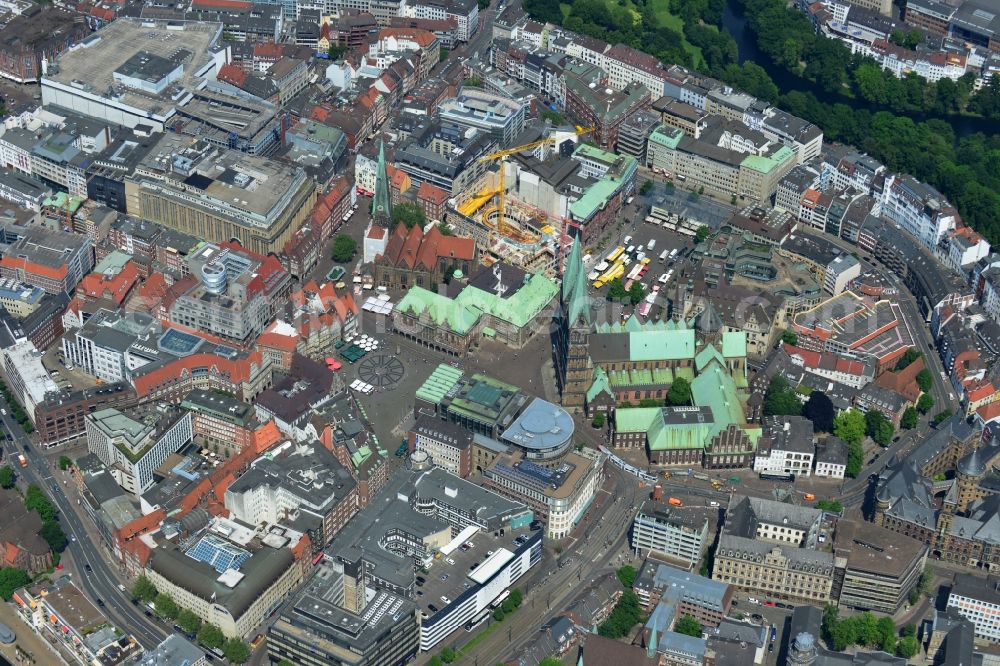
xmin=0 ymin=0 xmax=994 ymax=663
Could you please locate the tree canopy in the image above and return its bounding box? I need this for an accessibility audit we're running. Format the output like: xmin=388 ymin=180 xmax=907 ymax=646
xmin=616 ymin=565 xmax=637 ymax=588
xmin=916 ymin=368 xmax=933 ymax=392
xmin=802 ymin=392 xmax=834 ymax=433
xmin=901 ymin=406 xmax=919 ymax=430
xmin=0 ymin=466 xmax=14 ymax=489
xmin=628 ymin=281 xmax=645 ymax=305
xmin=154 ymin=593 xmax=179 ymax=620
xmin=668 ymin=377 xmax=692 ymax=406
xmin=834 ymin=409 xmax=866 ymax=445
xmin=864 ymin=410 xmax=894 ymax=447
xmin=331 ymin=235 xmax=357 ymax=263
xmin=895 ymin=348 xmax=922 ymax=371
xmin=223 ymin=639 xmax=251 ymax=664
xmin=132 ymin=576 xmax=157 ymax=603
xmin=598 ymin=590 xmax=644 ymax=639
xmin=917 ymin=393 xmax=935 ymax=414
xmin=197 ymin=623 xmax=225 ymax=650
xmin=763 ymin=375 xmax=802 ymax=417
xmin=0 ymin=567 xmax=30 ymax=600
xmin=607 ymin=278 xmax=628 ymax=301
xmin=392 ymin=202 xmax=427 ymax=229
xmin=178 ymin=609 xmax=202 ymax=635
xmin=675 ymin=615 xmax=703 ymax=638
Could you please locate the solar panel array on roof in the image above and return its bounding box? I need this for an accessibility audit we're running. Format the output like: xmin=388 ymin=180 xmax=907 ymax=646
xmin=186 ymin=534 xmax=251 ymax=573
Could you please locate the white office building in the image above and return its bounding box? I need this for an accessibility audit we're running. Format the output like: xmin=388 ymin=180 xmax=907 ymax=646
xmin=85 ymin=406 xmax=193 ymax=494
xmin=631 ymin=502 xmax=709 ymax=567
xmin=947 ymin=574 xmax=1000 ymax=642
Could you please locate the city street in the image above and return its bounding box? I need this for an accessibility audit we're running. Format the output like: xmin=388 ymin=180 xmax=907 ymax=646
xmin=0 ymin=396 xmax=168 ymax=651
xmin=451 ymin=466 xmax=638 ymax=664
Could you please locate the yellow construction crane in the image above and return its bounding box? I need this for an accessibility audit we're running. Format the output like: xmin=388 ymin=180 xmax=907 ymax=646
xmin=475 ymin=126 xmax=594 ymax=239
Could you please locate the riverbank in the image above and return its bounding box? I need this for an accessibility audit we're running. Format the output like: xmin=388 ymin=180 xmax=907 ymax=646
xmin=720 ymin=0 xmax=998 ymax=138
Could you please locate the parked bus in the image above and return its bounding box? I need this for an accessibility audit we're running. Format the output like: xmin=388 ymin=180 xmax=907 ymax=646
xmin=593 ymin=262 xmax=624 ymax=288
xmin=638 ymin=301 xmax=653 ymax=317
xmin=759 ymin=473 xmax=796 ymax=482
xmin=605 ymin=246 xmax=625 ymax=264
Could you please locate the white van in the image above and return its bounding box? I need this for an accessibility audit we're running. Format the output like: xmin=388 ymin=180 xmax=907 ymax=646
xmin=659 ymin=250 xmax=669 ymax=263
xmin=647 ymin=239 xmax=656 ymax=251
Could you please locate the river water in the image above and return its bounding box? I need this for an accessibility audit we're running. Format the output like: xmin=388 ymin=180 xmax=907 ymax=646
xmin=720 ymin=0 xmax=998 ymax=138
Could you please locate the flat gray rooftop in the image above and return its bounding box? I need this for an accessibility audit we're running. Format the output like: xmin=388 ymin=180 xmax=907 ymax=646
xmin=45 ymin=19 xmax=222 ymax=116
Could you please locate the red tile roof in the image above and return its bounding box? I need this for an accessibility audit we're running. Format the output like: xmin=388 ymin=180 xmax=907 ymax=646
xmin=77 ymin=260 xmax=140 ymax=305
xmin=376 ymin=223 xmax=474 ymax=272
xmin=417 ymin=181 xmax=449 ymax=206
xmin=217 ymin=63 xmax=247 ymax=88
xmin=978 ymin=401 xmax=1000 ymax=423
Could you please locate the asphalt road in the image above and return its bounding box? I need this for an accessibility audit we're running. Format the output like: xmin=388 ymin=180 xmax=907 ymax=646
xmin=455 ymin=465 xmax=638 ymax=663
xmin=0 ymin=396 xmax=168 ymax=650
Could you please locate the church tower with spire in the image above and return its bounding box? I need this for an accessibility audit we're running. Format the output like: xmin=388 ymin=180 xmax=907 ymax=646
xmin=555 ymin=237 xmax=593 ymax=410
xmin=371 ymin=140 xmax=393 ymax=228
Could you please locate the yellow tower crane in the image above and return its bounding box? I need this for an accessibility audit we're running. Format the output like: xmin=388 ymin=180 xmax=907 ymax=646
xmin=475 ymin=126 xmax=594 ymax=239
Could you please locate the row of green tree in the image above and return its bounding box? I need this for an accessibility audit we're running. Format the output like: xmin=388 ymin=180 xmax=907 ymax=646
xmin=133 ymin=576 xmax=251 ymax=663
xmin=0 ymin=379 xmax=34 ymax=434
xmin=731 ymin=0 xmax=1000 ymax=119
xmin=25 ymin=485 xmax=68 ymax=561
xmin=821 ymin=605 xmax=920 ymax=657
xmin=779 ymin=95 xmax=1000 ymax=249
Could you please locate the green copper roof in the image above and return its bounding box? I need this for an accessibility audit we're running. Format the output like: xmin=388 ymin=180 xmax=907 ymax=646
xmin=722 ymin=331 xmax=747 ymax=359
xmin=415 ymin=363 xmax=464 ymax=404
xmin=614 ymin=407 xmax=713 ymax=451
xmin=691 ymin=359 xmax=746 ymax=439
xmin=563 ymin=237 xmax=591 ymax=326
xmin=740 ymin=145 xmax=795 ymax=174
xmin=94 ymin=250 xmax=133 ymax=275
xmin=695 ymin=344 xmax=725 ymax=373
xmin=648 ymin=124 xmax=684 ymax=149
xmin=569 ymin=178 xmax=619 ymax=221
xmin=396 ymin=273 xmax=559 ymax=334
xmin=457 ymin=272 xmax=558 ymax=328
xmin=612 ymin=407 xmax=661 ymax=433
xmin=629 ymin=329 xmax=695 ymax=361
xmin=587 ymin=366 xmax=613 ymax=402
xmin=648 ymin=416 xmax=714 ymax=451
xmin=372 ymin=139 xmax=393 ymax=223
xmin=395 ymin=286 xmax=481 ymax=334
xmin=596 ymin=315 xmax=689 ymax=334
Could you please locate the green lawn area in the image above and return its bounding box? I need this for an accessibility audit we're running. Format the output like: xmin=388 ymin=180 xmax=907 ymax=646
xmin=558 ymin=0 xmax=704 ymax=68
xmin=649 ymin=0 xmax=684 ymax=31
xmin=649 ymin=0 xmax=704 ymax=66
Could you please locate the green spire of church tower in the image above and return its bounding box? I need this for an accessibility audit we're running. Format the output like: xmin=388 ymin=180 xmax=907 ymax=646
xmin=563 ymin=237 xmax=592 ymax=326
xmin=372 ymin=140 xmax=392 ymax=227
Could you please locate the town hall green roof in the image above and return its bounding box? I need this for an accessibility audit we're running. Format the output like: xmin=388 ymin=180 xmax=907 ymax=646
xmin=394 ymin=272 xmax=558 ymax=333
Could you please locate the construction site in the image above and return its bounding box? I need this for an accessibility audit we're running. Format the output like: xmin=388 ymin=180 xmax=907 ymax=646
xmin=448 ymin=127 xmax=596 ymax=277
